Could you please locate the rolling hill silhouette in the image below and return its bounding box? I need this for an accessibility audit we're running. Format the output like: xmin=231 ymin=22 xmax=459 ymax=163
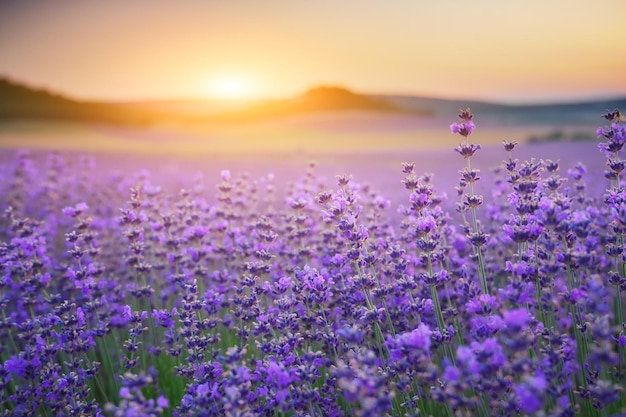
xmin=0 ymin=77 xmax=165 ymax=125
xmin=206 ymin=86 xmax=420 ymax=122
xmin=0 ymin=79 xmax=416 ymax=125
xmin=1 ymin=76 xmax=625 ymax=126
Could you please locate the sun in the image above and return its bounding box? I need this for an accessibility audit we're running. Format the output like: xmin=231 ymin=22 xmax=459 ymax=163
xmin=203 ymin=75 xmax=254 ymax=100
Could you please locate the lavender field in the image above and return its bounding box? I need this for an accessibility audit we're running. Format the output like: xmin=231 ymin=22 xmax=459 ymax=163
xmin=1 ymin=109 xmax=625 ymax=417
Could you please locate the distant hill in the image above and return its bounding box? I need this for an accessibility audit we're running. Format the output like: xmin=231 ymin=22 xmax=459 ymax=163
xmin=0 ymin=79 xmax=419 ymax=125
xmin=0 ymin=77 xmax=166 ymax=125
xmin=204 ymin=86 xmax=424 ymax=122
xmin=1 ymin=76 xmax=625 ymax=126
xmin=382 ymin=94 xmax=626 ymax=126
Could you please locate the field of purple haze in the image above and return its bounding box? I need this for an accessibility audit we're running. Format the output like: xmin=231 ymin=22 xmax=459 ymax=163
xmin=0 ymin=110 xmax=624 ymax=417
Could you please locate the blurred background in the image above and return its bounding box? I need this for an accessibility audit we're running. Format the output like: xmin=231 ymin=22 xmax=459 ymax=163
xmin=0 ymin=0 xmax=624 ymax=193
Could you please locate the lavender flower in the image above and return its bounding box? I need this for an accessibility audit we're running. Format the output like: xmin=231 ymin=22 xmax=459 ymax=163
xmin=0 ymin=108 xmax=623 ymax=417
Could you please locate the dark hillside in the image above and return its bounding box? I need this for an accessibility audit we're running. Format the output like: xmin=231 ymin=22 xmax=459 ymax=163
xmin=206 ymin=86 xmax=428 ymax=123
xmin=0 ymin=77 xmax=163 ymax=125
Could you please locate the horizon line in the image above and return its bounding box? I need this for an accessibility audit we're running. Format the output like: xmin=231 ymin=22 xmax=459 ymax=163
xmin=3 ymin=74 xmax=626 ymax=108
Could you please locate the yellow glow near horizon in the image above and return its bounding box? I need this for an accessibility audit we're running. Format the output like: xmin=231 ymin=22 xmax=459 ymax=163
xmin=1 ymin=1 xmax=626 ymax=102
xmin=203 ymin=75 xmax=255 ymax=100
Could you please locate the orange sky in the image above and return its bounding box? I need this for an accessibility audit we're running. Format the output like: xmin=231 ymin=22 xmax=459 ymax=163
xmin=1 ymin=0 xmax=625 ymax=103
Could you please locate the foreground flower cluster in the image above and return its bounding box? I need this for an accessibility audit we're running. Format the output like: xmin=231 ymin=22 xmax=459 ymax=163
xmin=0 ymin=110 xmax=625 ymax=417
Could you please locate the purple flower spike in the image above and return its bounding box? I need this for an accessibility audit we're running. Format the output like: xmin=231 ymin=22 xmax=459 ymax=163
xmin=458 ymin=107 xmax=474 ymax=121
xmin=450 ymin=121 xmax=476 ymax=138
xmin=157 ymin=395 xmax=169 ymax=408
xmin=396 ymin=323 xmax=432 ymax=351
xmin=515 ymin=375 xmax=547 ymax=413
xmin=503 ymin=308 xmax=531 ymax=332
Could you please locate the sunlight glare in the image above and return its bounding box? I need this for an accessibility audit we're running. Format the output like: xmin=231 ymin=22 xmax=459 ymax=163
xmin=205 ymin=75 xmax=254 ymax=100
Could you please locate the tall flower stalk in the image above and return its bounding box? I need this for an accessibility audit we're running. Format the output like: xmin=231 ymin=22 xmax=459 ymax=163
xmin=598 ymin=109 xmax=626 ymax=382
xmin=451 ymin=108 xmax=489 ymax=295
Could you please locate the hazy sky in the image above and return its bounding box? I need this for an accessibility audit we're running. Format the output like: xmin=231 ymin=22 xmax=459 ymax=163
xmin=1 ymin=0 xmax=625 ymax=103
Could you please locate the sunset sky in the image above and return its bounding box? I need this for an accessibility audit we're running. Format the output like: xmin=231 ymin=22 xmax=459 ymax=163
xmin=1 ymin=0 xmax=625 ymax=104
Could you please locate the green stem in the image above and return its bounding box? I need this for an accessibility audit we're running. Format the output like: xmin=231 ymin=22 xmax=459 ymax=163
xmin=466 ymin=154 xmax=489 ymax=295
